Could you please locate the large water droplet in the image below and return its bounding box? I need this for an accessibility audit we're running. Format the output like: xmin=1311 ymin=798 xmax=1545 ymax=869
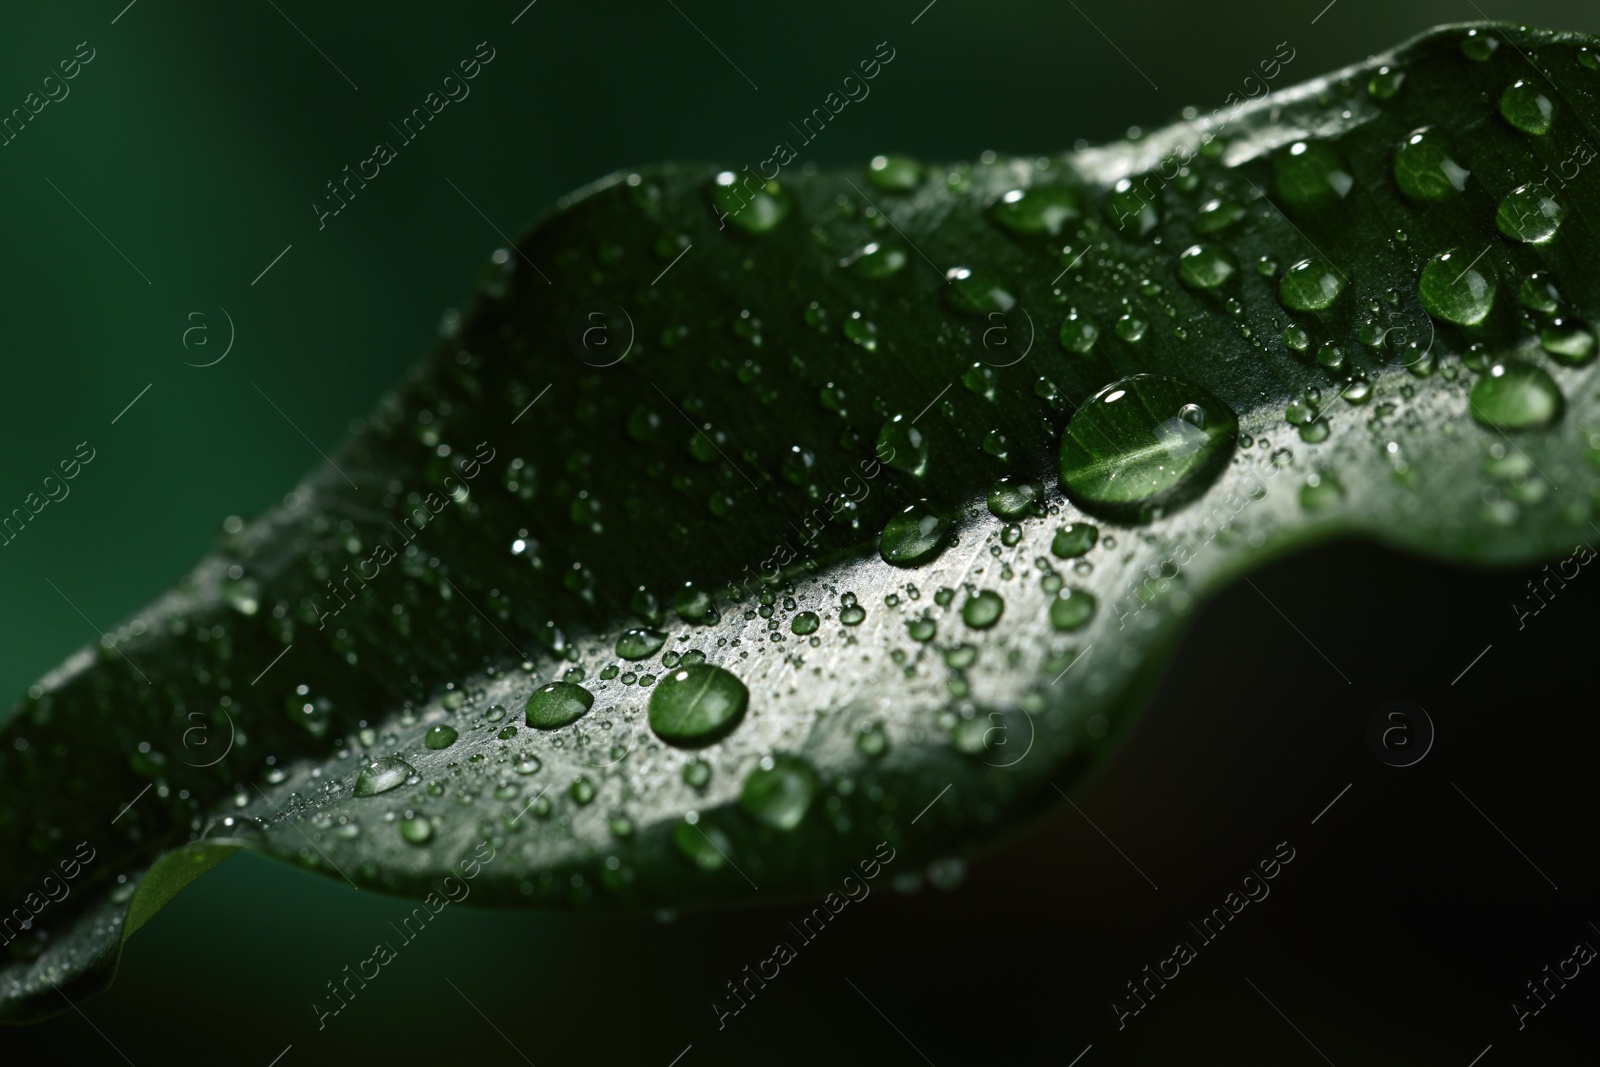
xmin=944 ymin=267 xmax=1016 ymax=315
xmin=674 ymin=581 xmax=718 ymax=624
xmin=398 ymin=814 xmax=433 ymax=844
xmin=1392 ymin=127 xmax=1470 ymax=203
xmin=1470 ymin=359 xmax=1563 ymax=430
xmin=1105 ymin=178 xmax=1158 ymax=235
xmin=879 ymin=501 xmax=951 ymax=566
xmin=878 ymin=415 xmax=929 ymax=477
xmin=616 ymin=627 xmax=668 ymax=661
xmin=1051 ymin=522 xmax=1098 ymax=558
xmin=867 ymin=153 xmax=921 ymax=191
xmin=1279 ymin=258 xmax=1345 ymax=311
xmin=525 ymin=682 xmax=594 ymax=730
xmin=1368 ymin=65 xmax=1406 ymax=100
xmin=961 ymin=590 xmax=1005 ymax=630
xmin=1540 ymin=319 xmax=1596 ymax=365
xmin=1060 ymin=311 xmax=1098 ymax=354
xmin=1048 ymin=588 xmax=1097 ymax=632
xmin=1193 ymin=198 xmax=1246 ymax=234
xmin=987 ymin=477 xmax=1043 ymax=519
xmin=674 ymin=815 xmax=730 ymax=869
xmin=1058 ymin=375 xmax=1239 ymax=521
xmin=1419 ymin=250 xmax=1496 ymax=326
xmin=989 ymin=186 xmax=1081 ymax=237
xmin=1460 ymin=29 xmax=1498 ymax=62
xmin=843 ymin=242 xmax=908 ymax=279
xmin=1500 ymin=80 xmax=1554 ymax=135
xmin=353 ymin=756 xmax=415 ymax=797
xmin=740 ymin=756 xmax=817 ymax=830
xmin=424 ymin=725 xmax=458 ymax=750
xmin=1496 ymin=184 xmax=1563 ymax=244
xmin=1274 ymin=141 xmax=1353 ymax=214
xmin=648 ymin=663 xmax=748 ymax=747
xmin=712 ymin=172 xmax=789 ymax=234
xmin=1177 ymin=244 xmax=1238 ymax=290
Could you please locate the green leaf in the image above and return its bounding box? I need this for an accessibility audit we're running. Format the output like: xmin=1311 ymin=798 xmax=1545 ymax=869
xmin=5 ymin=20 xmax=1600 ymax=1018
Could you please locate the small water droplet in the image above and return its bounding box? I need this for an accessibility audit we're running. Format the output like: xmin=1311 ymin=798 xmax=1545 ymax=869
xmin=353 ymin=756 xmax=415 ymax=797
xmin=1540 ymin=319 xmax=1596 ymax=365
xmin=880 ymin=500 xmax=951 ymax=566
xmin=1500 ymin=80 xmax=1555 ymax=135
xmin=867 ymin=153 xmax=921 ymax=191
xmin=1279 ymin=258 xmax=1346 ymax=311
xmin=424 ymin=725 xmax=458 ymax=750
xmin=525 ymin=682 xmax=594 ymax=730
xmin=1470 ymin=359 xmax=1563 ymax=430
xmin=988 ymin=186 xmax=1081 ymax=236
xmin=1048 ymin=588 xmax=1097 ymax=632
xmin=1496 ymin=184 xmax=1563 ymax=244
xmin=1177 ymin=244 xmax=1238 ymax=290
xmin=616 ymin=627 xmax=668 ymax=661
xmin=1058 ymin=375 xmax=1238 ymax=522
xmin=740 ymin=756 xmax=818 ymax=830
xmin=648 ymin=663 xmax=749 ymax=747
xmin=961 ymin=590 xmax=1005 ymax=630
xmin=878 ymin=415 xmax=929 ymax=477
xmin=987 ymin=477 xmax=1043 ymax=519
xmin=1393 ymin=127 xmax=1470 ymax=203
xmin=1419 ymin=250 xmax=1496 ymax=326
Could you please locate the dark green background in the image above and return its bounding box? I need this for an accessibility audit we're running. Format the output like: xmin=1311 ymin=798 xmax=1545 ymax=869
xmin=3 ymin=1 xmax=1598 ymax=1063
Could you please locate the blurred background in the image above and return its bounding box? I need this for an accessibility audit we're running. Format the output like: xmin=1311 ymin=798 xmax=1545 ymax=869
xmin=2 ymin=0 xmax=1598 ymax=1062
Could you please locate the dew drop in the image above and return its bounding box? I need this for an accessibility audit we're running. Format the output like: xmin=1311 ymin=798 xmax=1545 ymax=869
xmin=424 ymin=725 xmax=458 ymax=750
xmin=525 ymin=682 xmax=594 ymax=730
xmin=1274 ymin=141 xmax=1353 ymax=214
xmin=1540 ymin=319 xmax=1596 ymax=365
xmin=616 ymin=627 xmax=668 ymax=661
xmin=1500 ymin=80 xmax=1554 ymax=135
xmin=1393 ymin=127 xmax=1470 ymax=203
xmin=1496 ymin=184 xmax=1563 ymax=244
xmin=944 ymin=267 xmax=1016 ymax=315
xmin=987 ymin=477 xmax=1043 ymax=519
xmin=1470 ymin=359 xmax=1563 ymax=430
xmin=879 ymin=500 xmax=951 ymax=566
xmin=961 ymin=590 xmax=1005 ymax=630
xmin=1177 ymin=244 xmax=1238 ymax=290
xmin=1279 ymin=258 xmax=1346 ymax=311
xmin=988 ymin=186 xmax=1081 ymax=236
xmin=1419 ymin=250 xmax=1496 ymax=326
xmin=741 ymin=756 xmax=818 ymax=830
xmin=1060 ymin=311 xmax=1099 ymax=353
xmin=712 ymin=172 xmax=790 ymax=234
xmin=1048 ymin=588 xmax=1097 ymax=632
xmin=878 ymin=415 xmax=929 ymax=477
xmin=867 ymin=153 xmax=921 ymax=191
xmin=1058 ymin=375 xmax=1238 ymax=522
xmin=353 ymin=756 xmax=415 ymax=797
xmin=398 ymin=815 xmax=433 ymax=844
xmin=648 ymin=663 xmax=749 ymax=747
